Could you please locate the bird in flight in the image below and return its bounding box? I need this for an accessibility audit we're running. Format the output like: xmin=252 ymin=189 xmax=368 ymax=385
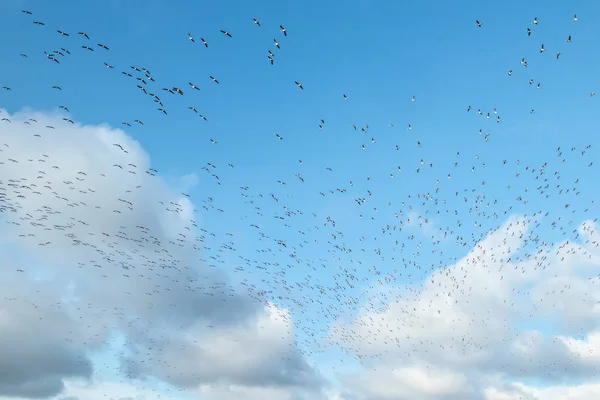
xmin=220 ymin=30 xmax=232 ymax=38
xmin=253 ymin=18 xmax=261 ymax=27
xmin=295 ymin=81 xmax=303 ymax=90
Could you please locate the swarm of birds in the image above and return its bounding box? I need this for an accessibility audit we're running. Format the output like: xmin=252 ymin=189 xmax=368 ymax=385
xmin=1 ymin=6 xmax=599 ymax=400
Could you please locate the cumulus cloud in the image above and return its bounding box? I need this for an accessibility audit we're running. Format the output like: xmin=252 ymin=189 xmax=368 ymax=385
xmin=0 ymin=109 xmax=325 ymax=399
xmin=331 ymin=216 xmax=600 ymax=399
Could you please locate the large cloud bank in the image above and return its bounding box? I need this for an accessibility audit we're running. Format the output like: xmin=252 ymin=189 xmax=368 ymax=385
xmin=331 ymin=216 xmax=600 ymax=400
xmin=0 ymin=109 xmax=326 ymax=400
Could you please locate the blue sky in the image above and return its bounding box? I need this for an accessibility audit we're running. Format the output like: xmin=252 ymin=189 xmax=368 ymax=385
xmin=2 ymin=0 xmax=600 ymax=399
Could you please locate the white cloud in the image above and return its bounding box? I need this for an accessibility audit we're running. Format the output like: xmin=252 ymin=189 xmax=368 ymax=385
xmin=330 ymin=216 xmax=600 ymax=399
xmin=484 ymin=381 xmax=600 ymax=400
xmin=340 ymin=365 xmax=471 ymax=399
xmin=0 ymin=109 xmax=325 ymax=399
xmin=560 ymin=329 xmax=600 ymax=363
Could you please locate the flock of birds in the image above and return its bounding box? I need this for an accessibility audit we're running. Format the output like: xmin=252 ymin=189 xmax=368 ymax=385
xmin=1 ymin=7 xmax=600 ymax=398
